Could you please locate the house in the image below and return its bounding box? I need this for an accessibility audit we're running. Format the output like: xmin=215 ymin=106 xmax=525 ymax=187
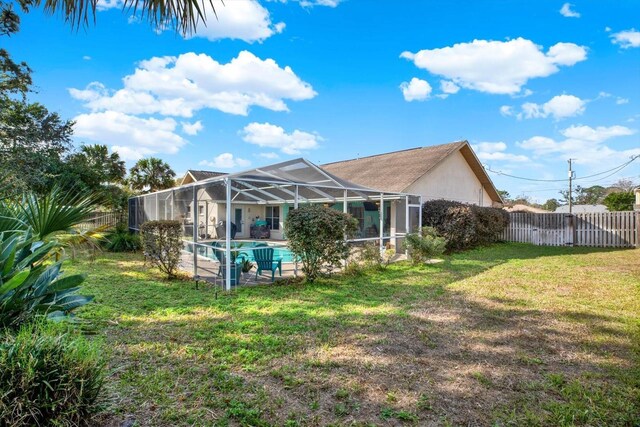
xmin=321 ymin=141 xmax=503 ymax=208
xmin=555 ymin=204 xmax=609 ymax=214
xmin=149 ymin=159 xmax=415 ymax=242
xmin=165 ymin=141 xmax=502 ymax=241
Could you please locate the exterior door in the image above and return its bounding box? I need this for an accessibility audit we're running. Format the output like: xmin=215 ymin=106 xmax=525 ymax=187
xmin=234 ymin=207 xmax=246 ymax=238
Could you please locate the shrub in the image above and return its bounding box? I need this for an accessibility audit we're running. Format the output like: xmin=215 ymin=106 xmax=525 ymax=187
xmin=0 ymin=321 xmax=106 ymax=427
xmin=105 ymin=223 xmax=141 ymax=252
xmin=422 ymin=200 xmax=509 ymax=252
xmin=404 ymin=226 xmax=447 ymax=264
xmin=0 ymin=232 xmax=92 ymax=330
xmin=285 ymin=205 xmax=358 ymax=281
xmin=358 ymin=242 xmax=395 ymax=270
xmin=603 ymin=191 xmax=635 ymax=211
xmin=140 ymin=220 xmax=183 ymax=279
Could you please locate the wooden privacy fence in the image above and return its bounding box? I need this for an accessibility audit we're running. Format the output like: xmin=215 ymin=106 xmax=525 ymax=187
xmin=77 ymin=210 xmax=126 ymax=231
xmin=503 ymin=211 xmax=639 ymax=248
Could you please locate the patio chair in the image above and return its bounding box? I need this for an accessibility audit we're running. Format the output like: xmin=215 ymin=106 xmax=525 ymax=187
xmin=253 ymin=247 xmax=282 ymax=282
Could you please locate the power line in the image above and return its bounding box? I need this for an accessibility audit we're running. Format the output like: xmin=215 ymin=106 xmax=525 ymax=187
xmin=485 ymin=155 xmax=639 ymax=182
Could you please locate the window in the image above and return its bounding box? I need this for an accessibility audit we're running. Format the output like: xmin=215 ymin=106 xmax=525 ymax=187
xmin=348 ymin=206 xmax=364 ymax=236
xmin=266 ymin=206 xmax=280 ymax=230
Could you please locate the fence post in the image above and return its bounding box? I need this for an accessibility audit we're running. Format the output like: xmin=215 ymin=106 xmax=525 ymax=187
xmin=565 ymin=214 xmax=575 ymax=247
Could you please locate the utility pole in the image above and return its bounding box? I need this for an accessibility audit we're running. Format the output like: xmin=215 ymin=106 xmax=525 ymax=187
xmin=568 ymin=159 xmax=575 ymax=214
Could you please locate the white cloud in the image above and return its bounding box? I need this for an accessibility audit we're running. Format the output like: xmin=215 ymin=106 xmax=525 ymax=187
xmin=257 ymin=152 xmax=280 ymax=159
xmin=299 ymin=0 xmax=341 ymax=6
xmin=69 ymin=51 xmax=316 ymax=118
xmin=611 ymin=29 xmax=640 ymax=48
xmin=616 ymin=97 xmax=629 ymax=105
xmin=520 ymin=94 xmax=586 ymax=120
xmin=82 ymin=55 xmax=91 ymax=61
xmin=73 ymin=111 xmax=187 ymax=161
xmin=559 ymin=3 xmax=580 ymax=18
xmin=440 ymin=80 xmax=460 ymax=94
xmin=241 ymin=122 xmax=322 ymax=155
xmin=560 ymin=124 xmax=634 ymax=142
xmin=199 ymin=153 xmax=251 ymax=169
xmin=472 ymin=141 xmax=529 ymax=163
xmin=500 ymin=105 xmax=514 ymax=116
xmin=400 ymin=78 xmax=432 ymax=101
xmin=181 ymin=120 xmax=203 ymax=135
xmin=96 ymin=0 xmax=122 ymax=10
xmin=400 ymin=38 xmax=587 ymax=95
xmin=188 ymin=0 xmax=285 ymax=43
xmin=518 ymin=124 xmax=638 ymax=164
xmin=605 ymin=26 xmax=612 ymax=32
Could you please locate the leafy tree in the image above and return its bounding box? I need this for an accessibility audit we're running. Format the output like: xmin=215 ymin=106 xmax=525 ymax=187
xmin=603 ymin=191 xmax=635 ymax=212
xmin=0 ymin=2 xmax=74 ymax=196
xmin=0 ymin=100 xmax=73 ymax=195
xmin=69 ymin=145 xmax=126 ymax=185
xmin=284 ymin=205 xmax=358 ymax=282
xmin=542 ymin=198 xmax=560 ymax=212
xmin=497 ymin=190 xmax=511 ymax=202
xmin=559 ymin=185 xmax=607 ymax=205
xmin=129 ymin=157 xmax=176 ymax=193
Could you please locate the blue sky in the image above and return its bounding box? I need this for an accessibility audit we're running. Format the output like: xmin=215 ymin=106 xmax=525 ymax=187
xmin=7 ymin=0 xmax=640 ymax=201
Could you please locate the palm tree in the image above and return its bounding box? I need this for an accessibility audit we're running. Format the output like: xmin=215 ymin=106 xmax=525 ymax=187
xmin=29 ymin=0 xmax=217 ymax=35
xmin=128 ymin=157 xmax=176 ymax=193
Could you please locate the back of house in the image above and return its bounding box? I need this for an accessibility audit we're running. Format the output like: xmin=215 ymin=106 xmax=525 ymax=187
xmin=321 ymin=140 xmax=503 ymax=208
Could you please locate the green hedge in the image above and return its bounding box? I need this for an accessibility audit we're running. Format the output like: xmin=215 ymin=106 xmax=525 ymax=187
xmin=140 ymin=220 xmax=183 ymax=279
xmin=0 ymin=322 xmax=106 ymax=426
xmin=422 ymin=200 xmax=509 ymax=252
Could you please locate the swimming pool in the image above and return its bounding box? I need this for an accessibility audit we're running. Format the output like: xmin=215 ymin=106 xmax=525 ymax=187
xmin=187 ymin=240 xmax=297 ymax=263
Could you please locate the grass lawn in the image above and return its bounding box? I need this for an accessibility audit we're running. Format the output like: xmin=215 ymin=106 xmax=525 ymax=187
xmin=68 ymin=243 xmax=640 ymax=426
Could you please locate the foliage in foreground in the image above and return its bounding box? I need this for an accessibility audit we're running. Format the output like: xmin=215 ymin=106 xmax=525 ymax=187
xmin=0 ymin=321 xmax=106 ymax=427
xmin=422 ymin=200 xmax=509 ymax=251
xmin=285 ymin=205 xmax=358 ymax=281
xmin=404 ymin=226 xmax=446 ymax=264
xmin=0 ymin=185 xmax=96 ymax=241
xmin=141 ymin=220 xmax=182 ymax=278
xmin=0 ymin=231 xmax=92 ymax=329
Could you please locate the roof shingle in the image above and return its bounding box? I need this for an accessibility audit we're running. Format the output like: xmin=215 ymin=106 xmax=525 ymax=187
xmin=321 ymin=141 xmax=467 ymax=193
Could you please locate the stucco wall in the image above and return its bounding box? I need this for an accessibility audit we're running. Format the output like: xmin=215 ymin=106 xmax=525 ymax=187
xmin=405 ymin=151 xmax=493 ymax=206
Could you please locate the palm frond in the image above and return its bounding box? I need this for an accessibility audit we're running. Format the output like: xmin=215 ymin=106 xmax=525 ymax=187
xmin=35 ymin=0 xmax=219 ymax=36
xmin=15 ymin=186 xmax=98 ymax=241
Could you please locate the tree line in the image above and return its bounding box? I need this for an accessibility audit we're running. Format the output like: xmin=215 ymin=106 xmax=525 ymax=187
xmin=499 ymin=178 xmax=638 ymax=212
xmin=1 ymin=0 xmax=178 ymax=209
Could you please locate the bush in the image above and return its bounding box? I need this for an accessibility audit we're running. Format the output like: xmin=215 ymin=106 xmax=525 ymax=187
xmin=404 ymin=227 xmax=447 ymax=264
xmin=603 ymin=191 xmax=635 ymax=211
xmin=357 ymin=242 xmax=395 ymax=270
xmin=285 ymin=205 xmax=358 ymax=281
xmin=140 ymin=220 xmax=183 ymax=279
xmin=422 ymin=200 xmax=509 ymax=252
xmin=0 ymin=322 xmax=106 ymax=427
xmin=105 ymin=223 xmax=141 ymax=252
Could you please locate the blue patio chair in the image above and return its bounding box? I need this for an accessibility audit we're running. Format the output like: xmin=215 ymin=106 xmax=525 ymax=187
xmin=253 ymin=247 xmax=282 ymax=282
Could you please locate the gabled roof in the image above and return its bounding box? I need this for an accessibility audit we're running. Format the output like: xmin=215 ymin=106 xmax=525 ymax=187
xmin=322 ymin=141 xmax=502 ymax=203
xmin=181 ymin=170 xmax=225 ymax=185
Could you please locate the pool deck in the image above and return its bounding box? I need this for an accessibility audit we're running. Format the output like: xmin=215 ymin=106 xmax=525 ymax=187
xmin=179 ymin=250 xmax=298 ymax=288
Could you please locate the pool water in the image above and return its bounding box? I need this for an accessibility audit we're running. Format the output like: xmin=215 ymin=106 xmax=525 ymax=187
xmin=188 ymin=240 xmax=297 ymax=263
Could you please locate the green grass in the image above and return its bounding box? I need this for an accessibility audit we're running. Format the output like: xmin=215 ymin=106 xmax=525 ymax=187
xmin=69 ymin=243 xmax=640 ymax=426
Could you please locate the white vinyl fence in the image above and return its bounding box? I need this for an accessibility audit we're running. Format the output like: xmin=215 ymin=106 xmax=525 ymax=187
xmin=503 ymin=211 xmax=639 ymax=248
